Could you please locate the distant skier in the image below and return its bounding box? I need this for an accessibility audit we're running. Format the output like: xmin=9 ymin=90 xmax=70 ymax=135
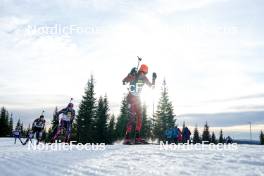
xmin=123 ymin=63 xmax=157 ymax=144
xmin=165 ymin=128 xmax=173 ymax=143
xmin=172 ymin=127 xmax=179 ymax=143
xmin=177 ymin=128 xmax=182 ymax=143
xmin=23 ymin=130 xmax=34 ymax=145
xmin=32 ymin=115 xmax=46 ymax=145
xmin=51 ymin=102 xmax=75 ymax=143
xmin=182 ymin=126 xmax=191 ymax=143
xmin=165 ymin=127 xmax=181 ymax=144
xmin=13 ymin=127 xmax=23 ymax=144
xmin=226 ymin=136 xmax=233 ymax=144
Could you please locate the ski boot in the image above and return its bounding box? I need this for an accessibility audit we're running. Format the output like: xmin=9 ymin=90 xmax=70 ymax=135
xmin=135 ymin=137 xmax=148 ymax=144
xmin=123 ymin=135 xmax=133 ymax=145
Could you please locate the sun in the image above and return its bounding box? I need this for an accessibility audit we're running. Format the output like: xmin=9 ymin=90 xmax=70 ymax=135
xmin=140 ymin=86 xmax=157 ymax=113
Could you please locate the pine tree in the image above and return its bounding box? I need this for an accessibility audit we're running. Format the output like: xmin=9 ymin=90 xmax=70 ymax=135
xmin=0 ymin=107 xmax=9 ymax=137
xmin=141 ymin=103 xmax=151 ymax=139
xmin=94 ymin=95 xmax=109 ymax=143
xmin=46 ymin=128 xmax=53 ymax=143
xmin=15 ymin=119 xmax=20 ymax=129
xmin=211 ymin=132 xmax=217 ymax=144
xmin=153 ymin=80 xmax=176 ymax=141
xmin=8 ymin=114 xmax=13 ymax=136
xmin=219 ymin=129 xmax=224 ymax=144
xmin=107 ymin=115 xmax=116 ymax=144
xmin=51 ymin=107 xmax=59 ymax=130
xmin=193 ymin=125 xmax=201 ymax=144
xmin=260 ymin=130 xmax=264 ymax=145
xmin=48 ymin=107 xmax=59 ymax=141
xmin=202 ymin=122 xmax=211 ymax=143
xmin=71 ymin=122 xmax=78 ymax=142
xmin=77 ymin=75 xmax=97 ymax=144
xmin=115 ymin=96 xmax=129 ymax=140
xmin=20 ymin=122 xmax=26 ymax=137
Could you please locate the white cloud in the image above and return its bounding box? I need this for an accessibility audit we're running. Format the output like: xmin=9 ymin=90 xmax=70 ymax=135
xmin=154 ymin=0 xmax=230 ymax=14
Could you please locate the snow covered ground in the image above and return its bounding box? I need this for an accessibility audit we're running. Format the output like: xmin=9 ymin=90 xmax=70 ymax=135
xmin=0 ymin=138 xmax=264 ymax=176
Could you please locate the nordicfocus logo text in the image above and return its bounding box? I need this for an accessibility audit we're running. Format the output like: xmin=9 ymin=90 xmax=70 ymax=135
xmin=27 ymin=141 xmax=105 ymax=151
xmin=160 ymin=141 xmax=238 ymax=151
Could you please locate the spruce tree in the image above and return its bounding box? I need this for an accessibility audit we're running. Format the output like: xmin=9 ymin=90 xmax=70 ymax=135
xmin=0 ymin=108 xmax=4 ymax=136
xmin=107 ymin=115 xmax=116 ymax=144
xmin=0 ymin=107 xmax=9 ymax=137
xmin=46 ymin=127 xmax=52 ymax=143
xmin=202 ymin=122 xmax=211 ymax=143
xmin=77 ymin=75 xmax=97 ymax=144
xmin=8 ymin=115 xmax=13 ymax=136
xmin=42 ymin=128 xmax=47 ymax=143
xmin=193 ymin=125 xmax=201 ymax=144
xmin=141 ymin=104 xmax=151 ymax=139
xmin=260 ymin=130 xmax=264 ymax=145
xmin=20 ymin=122 xmax=26 ymax=137
xmin=15 ymin=119 xmax=22 ymax=134
xmin=48 ymin=107 xmax=59 ymax=141
xmin=211 ymin=132 xmax=217 ymax=144
xmin=115 ymin=96 xmax=129 ymax=140
xmin=51 ymin=107 xmax=59 ymax=131
xmin=219 ymin=129 xmax=224 ymax=144
xmin=141 ymin=103 xmax=151 ymax=139
xmin=153 ymin=80 xmax=176 ymax=141
xmin=71 ymin=122 xmax=78 ymax=142
xmin=94 ymin=96 xmax=109 ymax=143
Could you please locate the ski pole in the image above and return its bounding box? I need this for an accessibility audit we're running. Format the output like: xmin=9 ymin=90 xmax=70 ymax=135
xmin=136 ymin=56 xmax=142 ymax=70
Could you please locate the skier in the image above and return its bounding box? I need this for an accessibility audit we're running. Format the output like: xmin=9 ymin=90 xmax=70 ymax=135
xmin=23 ymin=130 xmax=34 ymax=145
xmin=32 ymin=115 xmax=46 ymax=145
xmin=182 ymin=126 xmax=191 ymax=143
xmin=123 ymin=63 xmax=157 ymax=144
xmin=13 ymin=127 xmax=23 ymax=144
xmin=51 ymin=102 xmax=75 ymax=143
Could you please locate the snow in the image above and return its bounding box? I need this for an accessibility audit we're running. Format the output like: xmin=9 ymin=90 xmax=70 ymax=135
xmin=0 ymin=138 xmax=264 ymax=176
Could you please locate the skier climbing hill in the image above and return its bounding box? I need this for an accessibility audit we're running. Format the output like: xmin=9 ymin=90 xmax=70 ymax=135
xmin=51 ymin=99 xmax=76 ymax=143
xmin=122 ymin=57 xmax=157 ymax=144
xmin=32 ymin=113 xmax=46 ymax=145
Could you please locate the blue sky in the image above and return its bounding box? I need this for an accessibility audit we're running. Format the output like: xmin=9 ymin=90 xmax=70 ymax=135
xmin=0 ymin=0 xmax=264 ymax=140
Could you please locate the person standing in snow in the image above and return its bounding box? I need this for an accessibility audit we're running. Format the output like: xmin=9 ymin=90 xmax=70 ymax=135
xmin=182 ymin=126 xmax=191 ymax=143
xmin=226 ymin=136 xmax=233 ymax=144
xmin=177 ymin=127 xmax=182 ymax=143
xmin=51 ymin=102 xmax=75 ymax=143
xmin=172 ymin=127 xmax=179 ymax=143
xmin=32 ymin=115 xmax=46 ymax=145
xmin=123 ymin=64 xmax=157 ymax=144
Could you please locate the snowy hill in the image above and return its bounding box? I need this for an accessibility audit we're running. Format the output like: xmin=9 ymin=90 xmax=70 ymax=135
xmin=0 ymin=138 xmax=264 ymax=176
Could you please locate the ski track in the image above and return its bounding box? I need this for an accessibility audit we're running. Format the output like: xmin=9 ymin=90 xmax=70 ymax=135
xmin=0 ymin=138 xmax=264 ymax=176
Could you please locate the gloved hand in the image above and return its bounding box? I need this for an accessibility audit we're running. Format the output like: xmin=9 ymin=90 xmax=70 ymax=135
xmin=152 ymin=72 xmax=157 ymax=80
xmin=130 ymin=67 xmax=137 ymax=75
